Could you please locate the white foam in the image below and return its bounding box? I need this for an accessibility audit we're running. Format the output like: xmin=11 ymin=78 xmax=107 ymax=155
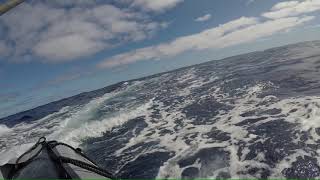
xmin=0 ymin=124 xmax=12 ymax=136
xmin=0 ymin=107 xmax=74 ymax=165
xmin=156 ymin=82 xmax=285 ymax=178
xmin=0 ymin=143 xmax=33 ymax=165
xmin=49 ymin=99 xmax=154 ymax=147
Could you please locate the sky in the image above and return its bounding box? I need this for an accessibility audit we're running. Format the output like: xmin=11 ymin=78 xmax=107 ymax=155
xmin=0 ymin=0 xmax=320 ymax=118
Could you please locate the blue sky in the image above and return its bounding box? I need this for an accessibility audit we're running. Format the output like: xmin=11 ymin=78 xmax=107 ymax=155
xmin=0 ymin=0 xmax=320 ymax=118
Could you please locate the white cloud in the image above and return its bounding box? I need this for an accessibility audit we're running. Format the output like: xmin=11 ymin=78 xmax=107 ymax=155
xmin=0 ymin=1 xmax=172 ymax=62
xmin=211 ymin=16 xmax=314 ymax=48
xmin=131 ymin=0 xmax=184 ymax=12
xmin=262 ymin=0 xmax=320 ymax=19
xmin=98 ymin=15 xmax=314 ymax=68
xmin=98 ymin=0 xmax=320 ymax=68
xmin=195 ymin=14 xmax=212 ymax=22
xmin=98 ymin=17 xmax=258 ymax=68
xmin=33 ymin=34 xmax=106 ymax=62
xmin=272 ymin=1 xmax=300 ymax=10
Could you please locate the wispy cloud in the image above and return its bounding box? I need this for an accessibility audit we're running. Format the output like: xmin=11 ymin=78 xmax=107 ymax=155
xmin=98 ymin=17 xmax=258 ymax=68
xmin=195 ymin=13 xmax=212 ymax=22
xmin=262 ymin=0 xmax=320 ymax=19
xmin=0 ymin=0 xmax=180 ymax=63
xmin=98 ymin=10 xmax=314 ymax=69
xmin=131 ymin=0 xmax=184 ymax=12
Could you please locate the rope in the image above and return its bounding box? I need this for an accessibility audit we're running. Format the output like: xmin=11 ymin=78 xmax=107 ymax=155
xmin=47 ymin=141 xmax=115 ymax=179
xmin=48 ymin=142 xmax=98 ymax=166
xmin=7 ymin=137 xmax=46 ymax=179
xmin=59 ymin=156 xmax=115 ymax=179
xmin=16 ymin=137 xmax=46 ymax=164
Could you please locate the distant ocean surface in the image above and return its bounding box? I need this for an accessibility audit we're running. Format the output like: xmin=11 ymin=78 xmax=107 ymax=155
xmin=1 ymin=41 xmax=320 ymax=179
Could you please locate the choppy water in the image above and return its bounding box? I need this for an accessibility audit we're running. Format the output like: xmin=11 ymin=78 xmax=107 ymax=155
xmin=1 ymin=41 xmax=320 ymax=179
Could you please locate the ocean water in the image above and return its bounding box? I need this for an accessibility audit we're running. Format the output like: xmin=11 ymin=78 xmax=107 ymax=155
xmin=1 ymin=41 xmax=320 ymax=178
